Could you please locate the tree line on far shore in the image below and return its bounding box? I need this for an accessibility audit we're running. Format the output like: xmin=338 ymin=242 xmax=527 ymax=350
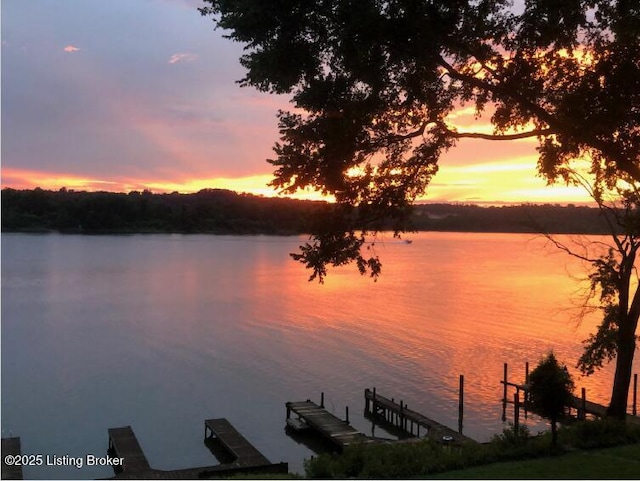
xmin=2 ymin=187 xmax=613 ymax=236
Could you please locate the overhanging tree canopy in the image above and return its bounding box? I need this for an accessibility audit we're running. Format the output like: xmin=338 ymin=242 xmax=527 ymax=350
xmin=201 ymin=1 xmax=639 ymax=280
xmin=200 ymin=0 xmax=640 ymax=418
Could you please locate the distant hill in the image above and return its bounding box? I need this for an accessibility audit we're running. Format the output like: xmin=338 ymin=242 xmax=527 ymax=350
xmin=1 ymin=188 xmax=613 ymax=235
xmin=410 ymin=203 xmax=612 ymax=235
xmin=1 ymin=187 xmax=329 ymax=235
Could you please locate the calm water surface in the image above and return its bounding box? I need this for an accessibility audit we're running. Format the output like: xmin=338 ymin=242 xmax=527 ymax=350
xmin=2 ymin=232 xmax=637 ymax=479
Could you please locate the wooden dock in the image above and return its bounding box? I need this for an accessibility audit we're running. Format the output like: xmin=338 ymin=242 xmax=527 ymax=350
xmin=501 ymin=360 xmax=640 ymax=427
xmin=1 ymin=437 xmax=23 ymax=480
xmin=108 ymin=426 xmax=151 ymax=474
xmin=204 ymin=418 xmax=271 ymax=468
xmin=106 ymin=420 xmax=287 ymax=480
xmin=364 ymin=389 xmax=476 ymax=445
xmin=501 ymin=380 xmax=640 ymax=426
xmin=286 ymin=400 xmax=370 ymax=450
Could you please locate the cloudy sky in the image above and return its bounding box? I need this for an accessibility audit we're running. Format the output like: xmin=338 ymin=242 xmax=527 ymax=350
xmin=2 ymin=0 xmax=591 ymax=204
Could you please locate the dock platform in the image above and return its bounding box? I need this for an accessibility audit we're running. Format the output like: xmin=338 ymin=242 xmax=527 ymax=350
xmin=365 ymin=389 xmax=476 ymax=445
xmin=108 ymin=426 xmax=151 ymax=474
xmin=501 ymin=380 xmax=640 ymax=425
xmin=1 ymin=437 xmax=23 ymax=480
xmin=204 ymin=418 xmax=271 ymax=468
xmin=106 ymin=420 xmax=287 ymax=480
xmin=286 ymin=400 xmax=370 ymax=450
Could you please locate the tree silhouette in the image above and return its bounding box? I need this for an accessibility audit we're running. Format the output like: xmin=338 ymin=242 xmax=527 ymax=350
xmin=200 ymin=0 xmax=640 ymax=420
xmin=540 ymin=174 xmax=640 ymax=420
xmin=528 ymin=352 xmax=574 ymax=448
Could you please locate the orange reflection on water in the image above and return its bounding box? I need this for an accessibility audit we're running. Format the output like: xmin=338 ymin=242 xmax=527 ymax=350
xmin=254 ymin=232 xmax=636 ymax=414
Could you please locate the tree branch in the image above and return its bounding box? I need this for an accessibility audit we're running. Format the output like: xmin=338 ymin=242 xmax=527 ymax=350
xmin=445 ymin=128 xmax=553 ymax=141
xmin=437 ymin=56 xmax=640 ymax=183
xmin=437 ymin=55 xmax=560 ymax=131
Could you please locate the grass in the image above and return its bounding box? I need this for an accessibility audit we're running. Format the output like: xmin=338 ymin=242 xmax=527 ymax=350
xmin=427 ymin=443 xmax=640 ymax=479
xmin=302 ymin=419 xmax=640 ymax=478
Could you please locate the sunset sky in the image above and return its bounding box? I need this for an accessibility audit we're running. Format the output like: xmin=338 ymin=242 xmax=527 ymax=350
xmin=2 ymin=0 xmax=593 ymax=204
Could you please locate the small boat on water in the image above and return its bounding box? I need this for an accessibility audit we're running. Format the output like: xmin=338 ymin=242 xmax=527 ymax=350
xmin=404 ymin=239 xmax=413 ymax=244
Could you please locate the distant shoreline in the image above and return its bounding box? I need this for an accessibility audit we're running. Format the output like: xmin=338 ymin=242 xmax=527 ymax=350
xmin=2 ymin=187 xmax=615 ymax=236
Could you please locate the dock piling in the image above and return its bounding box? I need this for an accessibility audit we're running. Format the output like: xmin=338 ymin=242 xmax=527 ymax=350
xmin=633 ymin=374 xmax=637 ymax=416
xmin=363 ymin=388 xmax=476 ymax=444
xmin=502 ymin=363 xmax=508 ymax=421
xmin=458 ymin=374 xmax=464 ymax=434
xmin=321 ymin=392 xmax=324 ymax=408
xmin=513 ymin=393 xmax=520 ymax=434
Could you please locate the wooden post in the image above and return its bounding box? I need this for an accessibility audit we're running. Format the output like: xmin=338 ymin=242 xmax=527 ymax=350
xmin=458 ymin=374 xmax=464 ymax=434
xmin=404 ymin=405 xmax=408 ymax=431
xmin=502 ymin=362 xmax=508 ymax=421
xmin=633 ymin=374 xmax=637 ymax=416
xmin=391 ymin=398 xmax=395 ymax=423
xmin=345 ymin=406 xmax=349 ymax=424
xmin=503 ymin=363 xmax=508 ymax=401
xmin=400 ymin=400 xmax=404 ymax=430
xmin=372 ymin=387 xmax=377 ymax=414
xmin=581 ymin=388 xmax=587 ymax=421
xmin=321 ymin=392 xmax=324 ymax=408
xmin=513 ymin=392 xmax=520 ymax=434
xmin=525 ymin=361 xmax=530 ymax=403
xmin=286 ymin=405 xmax=291 ymax=419
xmin=365 ymin=389 xmax=370 ymax=413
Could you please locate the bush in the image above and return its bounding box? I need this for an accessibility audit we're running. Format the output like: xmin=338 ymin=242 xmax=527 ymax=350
xmin=528 ymin=352 xmax=574 ymax=448
xmin=559 ymin=418 xmax=640 ymax=449
xmin=303 ymin=420 xmax=640 ymax=478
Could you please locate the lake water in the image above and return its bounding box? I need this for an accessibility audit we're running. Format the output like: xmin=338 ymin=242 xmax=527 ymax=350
xmin=2 ymin=232 xmax=638 ymax=479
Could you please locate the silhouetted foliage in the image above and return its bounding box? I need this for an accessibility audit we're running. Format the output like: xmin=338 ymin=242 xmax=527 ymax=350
xmin=1 ymin=188 xmax=616 ymax=236
xmin=201 ymin=0 xmax=640 ymax=421
xmin=528 ymin=352 xmax=575 ymax=448
xmin=200 ymin=0 xmax=640 ymax=280
xmin=1 ymin=188 xmax=329 ymax=235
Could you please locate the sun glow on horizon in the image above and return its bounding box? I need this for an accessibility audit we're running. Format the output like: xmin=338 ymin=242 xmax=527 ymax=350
xmin=2 ymin=163 xmax=596 ymax=206
xmin=0 ymin=167 xmax=331 ymax=201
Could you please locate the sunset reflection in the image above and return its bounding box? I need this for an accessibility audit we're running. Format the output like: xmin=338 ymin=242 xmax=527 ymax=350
xmin=251 ymin=232 xmax=633 ymax=417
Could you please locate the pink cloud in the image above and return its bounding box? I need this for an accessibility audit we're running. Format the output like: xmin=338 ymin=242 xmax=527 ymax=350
xmin=168 ymin=52 xmax=197 ymax=64
xmin=63 ymin=45 xmax=80 ymax=52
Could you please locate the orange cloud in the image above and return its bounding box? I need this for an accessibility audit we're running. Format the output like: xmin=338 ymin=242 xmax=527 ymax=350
xmin=63 ymin=45 xmax=80 ymax=52
xmin=425 ymin=156 xmax=594 ymax=205
xmin=1 ymin=163 xmax=595 ymax=206
xmin=0 ymin=167 xmax=330 ymax=201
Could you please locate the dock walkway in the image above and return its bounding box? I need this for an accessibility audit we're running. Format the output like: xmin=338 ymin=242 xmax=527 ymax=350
xmin=106 ymin=420 xmax=287 ymax=480
xmin=286 ymin=400 xmax=369 ymax=450
xmin=1 ymin=437 xmax=23 ymax=480
xmin=501 ymin=380 xmax=640 ymax=425
xmin=204 ymin=418 xmax=271 ymax=468
xmin=108 ymin=427 xmax=151 ymax=474
xmin=365 ymin=389 xmax=476 ymax=445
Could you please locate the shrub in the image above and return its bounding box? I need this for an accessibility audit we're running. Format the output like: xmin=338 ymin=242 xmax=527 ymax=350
xmin=528 ymin=352 xmax=575 ymax=448
xmin=559 ymin=418 xmax=640 ymax=449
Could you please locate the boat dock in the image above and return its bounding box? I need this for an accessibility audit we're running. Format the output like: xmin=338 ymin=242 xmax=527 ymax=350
xmin=364 ymin=388 xmax=476 ymax=445
xmin=501 ymin=362 xmax=640 ymax=426
xmin=203 ymin=418 xmax=277 ymax=470
xmin=108 ymin=426 xmax=151 ymax=474
xmin=1 ymin=437 xmax=23 ymax=480
xmin=105 ymin=419 xmax=287 ymax=479
xmin=286 ymin=399 xmax=370 ymax=450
